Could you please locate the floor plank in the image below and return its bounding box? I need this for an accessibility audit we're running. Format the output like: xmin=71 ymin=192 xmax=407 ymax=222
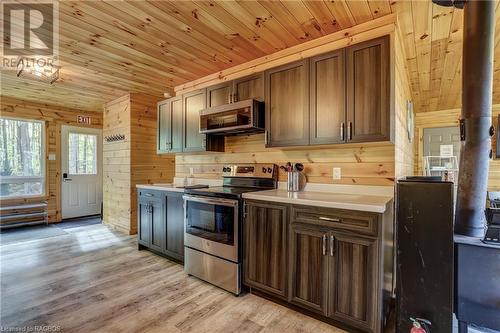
xmin=0 ymin=224 xmax=345 ymax=333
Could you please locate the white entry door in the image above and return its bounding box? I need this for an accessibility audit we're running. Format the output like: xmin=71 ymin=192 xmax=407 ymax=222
xmin=61 ymin=125 xmax=103 ymax=219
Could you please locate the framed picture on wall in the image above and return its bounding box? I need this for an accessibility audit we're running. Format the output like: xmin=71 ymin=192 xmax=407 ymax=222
xmin=496 ymin=114 xmax=499 ymax=158
xmin=407 ymin=100 xmax=414 ymax=143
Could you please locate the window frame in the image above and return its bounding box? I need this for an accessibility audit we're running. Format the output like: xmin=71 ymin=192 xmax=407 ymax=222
xmin=0 ymin=116 xmax=46 ymax=199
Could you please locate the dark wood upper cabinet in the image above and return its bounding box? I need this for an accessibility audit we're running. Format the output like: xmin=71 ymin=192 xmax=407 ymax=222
xmin=234 ymin=73 xmax=264 ymax=102
xmin=329 ymin=232 xmax=378 ymax=332
xmin=183 ymin=89 xmax=224 ymax=152
xmin=265 ymin=60 xmax=309 ymax=147
xmin=206 ymin=82 xmax=232 ymax=107
xmin=157 ymin=96 xmax=183 ymax=153
xmin=289 ymin=223 xmax=329 ymax=316
xmin=310 ymin=50 xmax=346 ymax=145
xmin=164 ymin=192 xmax=184 ymax=262
xmin=346 ymin=36 xmax=390 ymax=143
xmin=244 ymin=200 xmax=288 ymax=299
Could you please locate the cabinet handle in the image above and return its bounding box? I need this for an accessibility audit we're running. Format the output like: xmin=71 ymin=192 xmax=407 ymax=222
xmin=330 ymin=235 xmax=335 ymax=256
xmin=264 ymin=130 xmax=269 ymax=145
xmin=144 ymin=193 xmax=153 ymax=197
xmin=318 ymin=216 xmax=340 ymax=222
xmin=322 ymin=234 xmax=327 ymax=256
xmin=233 ymin=93 xmax=238 ymax=103
xmin=348 ymin=121 xmax=353 ymax=141
xmin=228 ymin=90 xmax=232 ymax=104
xmin=243 ymin=203 xmax=248 ymax=219
xmin=340 ymin=123 xmax=345 ymax=141
xmin=202 ymin=137 xmax=206 ymax=148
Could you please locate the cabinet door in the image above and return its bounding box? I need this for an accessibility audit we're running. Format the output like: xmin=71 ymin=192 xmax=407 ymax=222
xmin=310 ymin=50 xmax=346 ymax=145
xmin=183 ymin=89 xmax=207 ymax=152
xmin=244 ymin=201 xmax=288 ymax=299
xmin=164 ymin=192 xmax=184 ymax=262
xmin=265 ymin=60 xmax=309 ymax=147
xmin=157 ymin=100 xmax=171 ymax=153
xmin=206 ymin=82 xmax=232 ymax=107
xmin=289 ymin=224 xmax=329 ymax=315
xmin=234 ymin=73 xmax=264 ymax=102
xmin=149 ymin=198 xmax=164 ymax=253
xmin=329 ymin=233 xmax=378 ymax=331
xmin=346 ymin=36 xmax=390 ymax=143
xmin=158 ymin=97 xmax=183 ymax=153
xmin=138 ymin=199 xmax=150 ymax=246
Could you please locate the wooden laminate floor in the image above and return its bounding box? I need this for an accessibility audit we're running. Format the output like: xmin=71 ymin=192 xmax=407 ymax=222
xmin=0 ymin=224 xmax=345 ymax=333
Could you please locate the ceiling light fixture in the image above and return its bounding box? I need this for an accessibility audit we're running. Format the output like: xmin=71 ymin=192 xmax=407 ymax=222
xmin=16 ymin=57 xmax=60 ymax=84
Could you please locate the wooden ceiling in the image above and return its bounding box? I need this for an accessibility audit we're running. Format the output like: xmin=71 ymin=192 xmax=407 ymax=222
xmin=1 ymin=1 xmax=499 ymax=113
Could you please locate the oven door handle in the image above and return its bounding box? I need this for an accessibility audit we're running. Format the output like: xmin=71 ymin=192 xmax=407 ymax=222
xmin=182 ymin=194 xmax=238 ymax=207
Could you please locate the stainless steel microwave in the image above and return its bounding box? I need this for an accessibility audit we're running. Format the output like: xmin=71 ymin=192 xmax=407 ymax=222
xmin=199 ymin=99 xmax=264 ymax=135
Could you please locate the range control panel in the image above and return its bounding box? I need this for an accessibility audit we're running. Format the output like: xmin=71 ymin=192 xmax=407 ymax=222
xmin=222 ymin=164 xmax=277 ymax=179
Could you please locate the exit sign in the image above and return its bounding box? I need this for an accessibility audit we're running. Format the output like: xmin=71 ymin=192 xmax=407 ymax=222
xmin=77 ymin=115 xmax=91 ymax=125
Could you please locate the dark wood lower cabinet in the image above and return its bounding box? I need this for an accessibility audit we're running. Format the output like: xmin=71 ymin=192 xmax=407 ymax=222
xmin=289 ymin=223 xmax=329 ymax=316
xmin=329 ymin=233 xmax=378 ymax=331
xmin=244 ymin=200 xmax=388 ymax=333
xmin=137 ymin=189 xmax=184 ymax=263
xmin=244 ymin=201 xmax=288 ymax=299
xmin=164 ymin=192 xmax=184 ymax=261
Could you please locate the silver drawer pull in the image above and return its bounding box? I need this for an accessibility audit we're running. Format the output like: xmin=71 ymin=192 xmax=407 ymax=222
xmin=322 ymin=234 xmax=327 ymax=256
xmin=330 ymin=235 xmax=335 ymax=256
xmin=143 ymin=193 xmax=153 ymax=197
xmin=318 ymin=216 xmax=340 ymax=222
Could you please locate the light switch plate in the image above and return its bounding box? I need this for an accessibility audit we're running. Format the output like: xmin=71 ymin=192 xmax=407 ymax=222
xmin=48 ymin=154 xmax=56 ymax=161
xmin=333 ymin=167 xmax=341 ymax=180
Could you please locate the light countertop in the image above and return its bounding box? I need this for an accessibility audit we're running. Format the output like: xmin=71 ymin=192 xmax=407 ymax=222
xmin=242 ymin=189 xmax=393 ymax=213
xmin=136 ymin=183 xmax=185 ymax=193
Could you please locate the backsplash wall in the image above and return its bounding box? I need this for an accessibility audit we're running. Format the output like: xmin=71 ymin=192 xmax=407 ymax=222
xmin=175 ymin=133 xmax=395 ymax=186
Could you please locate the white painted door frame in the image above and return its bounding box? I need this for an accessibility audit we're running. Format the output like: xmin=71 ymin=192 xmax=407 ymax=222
xmin=61 ymin=125 xmax=103 ymax=219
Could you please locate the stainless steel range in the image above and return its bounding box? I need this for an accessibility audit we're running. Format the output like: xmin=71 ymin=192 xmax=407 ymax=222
xmin=183 ymin=163 xmax=277 ymax=295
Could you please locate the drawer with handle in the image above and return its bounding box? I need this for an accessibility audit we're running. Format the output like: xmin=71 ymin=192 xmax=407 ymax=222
xmin=138 ymin=189 xmax=162 ymax=199
xmin=291 ymin=205 xmax=378 ymax=235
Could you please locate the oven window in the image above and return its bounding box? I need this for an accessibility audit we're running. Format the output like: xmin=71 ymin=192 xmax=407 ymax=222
xmin=186 ymin=200 xmax=235 ymax=245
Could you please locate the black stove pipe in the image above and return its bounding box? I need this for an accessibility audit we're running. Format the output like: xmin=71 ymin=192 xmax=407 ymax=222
xmin=454 ymin=0 xmax=495 ymax=237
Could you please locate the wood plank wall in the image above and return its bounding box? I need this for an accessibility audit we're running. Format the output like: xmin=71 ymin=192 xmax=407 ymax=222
xmin=394 ymin=20 xmax=415 ymax=179
xmin=102 ymin=94 xmax=174 ymax=235
xmin=414 ymin=106 xmax=500 ymax=191
xmin=176 ymin=136 xmax=395 ymax=186
xmin=0 ymin=96 xmax=102 ymax=222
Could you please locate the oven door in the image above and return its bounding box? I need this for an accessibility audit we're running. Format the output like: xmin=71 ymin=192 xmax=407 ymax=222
xmin=183 ymin=195 xmax=239 ymax=262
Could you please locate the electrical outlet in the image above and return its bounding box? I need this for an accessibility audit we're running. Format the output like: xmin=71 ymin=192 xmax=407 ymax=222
xmin=189 ymin=167 xmax=194 ymax=176
xmin=333 ymin=167 xmax=341 ymax=180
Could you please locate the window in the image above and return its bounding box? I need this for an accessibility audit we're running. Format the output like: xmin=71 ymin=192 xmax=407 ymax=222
xmin=0 ymin=117 xmax=45 ymax=198
xmin=68 ymin=133 xmax=97 ymax=175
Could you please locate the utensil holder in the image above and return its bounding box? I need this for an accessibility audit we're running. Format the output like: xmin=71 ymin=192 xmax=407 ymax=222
xmin=287 ymin=171 xmax=306 ymax=192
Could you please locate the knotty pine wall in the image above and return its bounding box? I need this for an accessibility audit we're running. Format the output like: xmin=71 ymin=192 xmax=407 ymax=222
xmin=176 ymin=136 xmax=395 ymax=186
xmin=394 ymin=21 xmax=415 ymax=179
xmin=103 ymin=93 xmax=174 ymax=235
xmin=0 ymin=96 xmax=103 ymax=222
xmin=414 ymin=106 xmax=500 ymax=191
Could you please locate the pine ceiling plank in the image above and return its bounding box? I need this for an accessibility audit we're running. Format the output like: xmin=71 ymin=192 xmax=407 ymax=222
xmin=127 ymin=1 xmax=250 ymax=64
xmin=257 ymin=1 xmax=312 ymax=41
xmin=148 ymin=1 xmax=258 ymax=62
xmin=80 ymin=1 xmax=226 ymax=71
xmin=431 ymin=5 xmax=453 ymax=41
xmin=323 ymin=1 xmax=356 ymax=30
xmin=346 ymin=1 xmax=374 ymax=25
xmin=411 ymin=0 xmax=433 ymax=112
xmin=192 ymin=0 xmax=277 ymax=54
xmin=159 ymin=1 xmax=265 ymax=60
xmin=215 ymin=1 xmax=289 ymax=50
xmin=367 ymin=0 xmax=393 ymax=19
xmin=235 ymin=0 xmax=299 ymax=47
xmin=299 ymin=1 xmax=340 ymax=35
xmin=279 ymin=1 xmax=324 ymax=39
xmin=59 ymin=2 xmax=218 ymax=77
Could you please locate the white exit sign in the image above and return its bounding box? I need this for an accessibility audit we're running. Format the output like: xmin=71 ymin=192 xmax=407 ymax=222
xmin=77 ymin=115 xmax=91 ymax=125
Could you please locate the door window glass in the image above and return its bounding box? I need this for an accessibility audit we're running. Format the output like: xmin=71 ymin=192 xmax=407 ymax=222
xmin=68 ymin=133 xmax=97 ymax=175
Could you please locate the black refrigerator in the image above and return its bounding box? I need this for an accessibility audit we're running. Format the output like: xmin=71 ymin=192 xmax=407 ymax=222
xmin=396 ymin=178 xmax=454 ymax=333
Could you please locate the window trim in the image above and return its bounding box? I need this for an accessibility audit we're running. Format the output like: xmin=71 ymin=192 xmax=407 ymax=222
xmin=0 ymin=116 xmax=46 ymax=199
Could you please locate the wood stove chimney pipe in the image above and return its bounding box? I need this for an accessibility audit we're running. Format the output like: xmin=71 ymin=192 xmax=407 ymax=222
xmin=454 ymin=0 xmax=495 ymax=237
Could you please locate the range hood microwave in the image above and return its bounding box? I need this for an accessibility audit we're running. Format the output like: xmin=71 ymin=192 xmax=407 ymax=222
xmin=199 ymin=99 xmax=264 ymax=135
